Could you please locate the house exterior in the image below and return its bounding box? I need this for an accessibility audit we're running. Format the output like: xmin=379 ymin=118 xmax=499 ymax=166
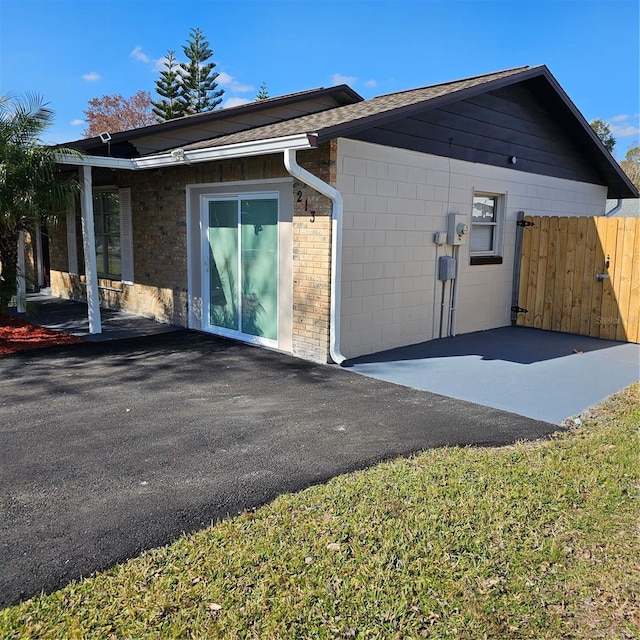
xmin=51 ymin=65 xmax=638 ymax=363
xmin=605 ymin=199 xmax=639 ymax=217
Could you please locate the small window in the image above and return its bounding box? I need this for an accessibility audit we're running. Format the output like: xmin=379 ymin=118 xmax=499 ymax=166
xmin=93 ymin=190 xmax=121 ymax=278
xmin=470 ymin=193 xmax=503 ymax=264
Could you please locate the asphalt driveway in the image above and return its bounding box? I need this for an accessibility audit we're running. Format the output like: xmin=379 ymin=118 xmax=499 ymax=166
xmin=1 ymin=331 xmax=559 ymax=606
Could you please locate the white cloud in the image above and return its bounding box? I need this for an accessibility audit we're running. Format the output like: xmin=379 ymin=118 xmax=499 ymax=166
xmin=608 ymin=114 xmax=640 ymax=137
xmin=363 ymin=79 xmax=377 ymax=88
xmin=82 ymin=71 xmax=100 ymax=82
xmin=130 ymin=45 xmax=169 ymax=73
xmin=217 ymin=72 xmax=253 ymax=93
xmin=130 ymin=46 xmax=150 ymax=63
xmin=223 ymin=97 xmax=251 ymax=109
xmin=70 ymin=119 xmax=84 ymax=126
xmin=611 ymin=124 xmax=640 ymax=137
xmin=153 ymin=55 xmax=171 ymax=72
xmin=331 ymin=73 xmax=356 ymax=86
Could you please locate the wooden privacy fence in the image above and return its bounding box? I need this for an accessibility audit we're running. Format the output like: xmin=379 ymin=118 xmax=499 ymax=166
xmin=515 ymin=215 xmax=639 ymax=343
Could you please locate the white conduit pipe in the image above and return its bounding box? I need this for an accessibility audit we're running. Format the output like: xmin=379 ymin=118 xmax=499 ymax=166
xmin=283 ymin=148 xmax=346 ymax=365
xmin=450 ymin=245 xmax=461 ymax=336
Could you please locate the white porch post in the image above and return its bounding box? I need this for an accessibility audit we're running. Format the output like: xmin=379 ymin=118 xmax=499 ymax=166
xmin=35 ymin=221 xmax=45 ymax=289
xmin=79 ymin=165 xmax=102 ymax=334
xmin=16 ymin=231 xmax=26 ymax=313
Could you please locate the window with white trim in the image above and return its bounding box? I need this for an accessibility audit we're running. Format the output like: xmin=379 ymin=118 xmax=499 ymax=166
xmin=67 ymin=187 xmax=134 ymax=283
xmin=470 ymin=193 xmax=503 ymax=264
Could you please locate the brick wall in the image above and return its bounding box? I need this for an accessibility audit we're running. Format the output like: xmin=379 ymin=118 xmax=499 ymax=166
xmin=291 ymin=143 xmax=334 ymax=362
xmin=51 ymin=145 xmax=336 ymax=362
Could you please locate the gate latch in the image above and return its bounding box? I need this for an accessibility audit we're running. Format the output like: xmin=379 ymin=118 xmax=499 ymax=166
xmin=511 ymin=305 xmax=528 ymax=314
xmin=517 ymin=220 xmax=535 ymax=227
xmin=596 ymin=273 xmax=610 ymax=281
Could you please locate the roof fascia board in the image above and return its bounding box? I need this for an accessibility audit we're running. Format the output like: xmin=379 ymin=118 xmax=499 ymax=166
xmin=57 ymin=133 xmax=317 ymax=170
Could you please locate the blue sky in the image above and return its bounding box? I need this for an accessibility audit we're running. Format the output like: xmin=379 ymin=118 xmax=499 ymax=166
xmin=1 ymin=0 xmax=638 ymax=158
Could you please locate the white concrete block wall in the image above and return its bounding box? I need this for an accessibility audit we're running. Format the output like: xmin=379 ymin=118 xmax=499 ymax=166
xmin=336 ymin=139 xmax=608 ymax=358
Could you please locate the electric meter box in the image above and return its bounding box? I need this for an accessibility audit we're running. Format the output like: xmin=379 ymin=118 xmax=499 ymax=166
xmin=438 ymin=255 xmax=457 ymax=281
xmin=447 ymin=213 xmax=469 ymax=245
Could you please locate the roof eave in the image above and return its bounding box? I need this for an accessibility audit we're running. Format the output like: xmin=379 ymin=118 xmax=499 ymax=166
xmin=536 ymin=68 xmax=639 ymax=199
xmin=56 ymin=132 xmax=318 ymax=170
xmin=59 ymin=85 xmax=362 ymax=151
xmin=313 ymin=65 xmax=638 ymax=199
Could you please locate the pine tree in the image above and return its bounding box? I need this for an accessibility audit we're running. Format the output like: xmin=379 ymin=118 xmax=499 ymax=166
xmin=256 ymin=82 xmax=269 ymax=101
xmin=590 ymin=119 xmax=616 ymax=154
xmin=152 ymin=51 xmax=187 ymax=121
xmin=179 ymin=28 xmax=224 ymax=114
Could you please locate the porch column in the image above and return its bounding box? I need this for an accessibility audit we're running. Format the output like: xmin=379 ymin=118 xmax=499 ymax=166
xmin=35 ymin=221 xmax=45 ymax=289
xmin=79 ymin=165 xmax=102 ymax=334
xmin=16 ymin=231 xmax=26 ymax=313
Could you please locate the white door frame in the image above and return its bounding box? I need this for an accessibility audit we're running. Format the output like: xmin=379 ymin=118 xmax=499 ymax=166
xmin=187 ymin=178 xmax=294 ymax=353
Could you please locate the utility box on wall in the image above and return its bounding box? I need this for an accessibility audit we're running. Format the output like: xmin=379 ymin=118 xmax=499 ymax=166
xmin=447 ymin=213 xmax=469 ymax=245
xmin=438 ymin=255 xmax=456 ymax=281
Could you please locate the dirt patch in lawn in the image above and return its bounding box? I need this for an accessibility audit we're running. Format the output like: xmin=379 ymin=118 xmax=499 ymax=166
xmin=0 ymin=314 xmax=84 ymax=355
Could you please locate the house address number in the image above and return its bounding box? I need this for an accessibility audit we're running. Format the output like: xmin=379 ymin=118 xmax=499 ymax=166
xmin=296 ymin=190 xmax=316 ymax=222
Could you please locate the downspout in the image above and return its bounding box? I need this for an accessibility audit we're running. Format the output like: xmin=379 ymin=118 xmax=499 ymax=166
xmin=605 ymin=199 xmax=622 ymax=217
xmin=283 ymin=148 xmax=346 ymax=365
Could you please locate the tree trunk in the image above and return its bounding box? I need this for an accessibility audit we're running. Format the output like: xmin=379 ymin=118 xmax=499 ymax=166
xmin=0 ymin=228 xmax=20 ymax=313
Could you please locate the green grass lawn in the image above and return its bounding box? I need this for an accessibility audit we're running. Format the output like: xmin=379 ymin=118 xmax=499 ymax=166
xmin=2 ymin=384 xmax=639 ymax=639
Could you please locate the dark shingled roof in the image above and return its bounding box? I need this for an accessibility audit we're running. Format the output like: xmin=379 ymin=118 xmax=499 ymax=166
xmin=170 ymin=64 xmax=637 ymax=199
xmin=62 ymin=84 xmax=363 ymax=154
xmin=65 ymin=64 xmax=635 ymax=199
xmin=178 ymin=66 xmax=532 ymax=152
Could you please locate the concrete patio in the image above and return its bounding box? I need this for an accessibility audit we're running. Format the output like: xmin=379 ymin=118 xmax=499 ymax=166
xmin=347 ymin=327 xmax=640 ymax=424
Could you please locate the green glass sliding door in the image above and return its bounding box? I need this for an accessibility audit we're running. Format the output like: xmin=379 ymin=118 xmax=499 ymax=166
xmin=207 ymin=197 xmax=278 ymax=341
xmin=208 ymin=200 xmax=238 ymax=331
xmin=240 ymin=198 xmax=278 ymax=340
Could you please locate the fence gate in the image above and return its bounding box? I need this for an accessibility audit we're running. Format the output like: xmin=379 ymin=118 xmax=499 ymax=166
xmin=514 ymin=215 xmax=639 ymax=343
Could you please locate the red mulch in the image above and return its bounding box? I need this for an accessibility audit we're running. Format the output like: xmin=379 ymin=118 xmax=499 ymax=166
xmin=0 ymin=313 xmax=85 ymax=355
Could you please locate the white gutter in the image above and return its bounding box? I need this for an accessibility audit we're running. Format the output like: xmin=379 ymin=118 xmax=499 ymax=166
xmin=56 ymin=154 xmax=137 ymax=170
xmin=56 ymin=133 xmax=317 ymax=170
xmin=283 ymin=148 xmax=346 ymax=365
